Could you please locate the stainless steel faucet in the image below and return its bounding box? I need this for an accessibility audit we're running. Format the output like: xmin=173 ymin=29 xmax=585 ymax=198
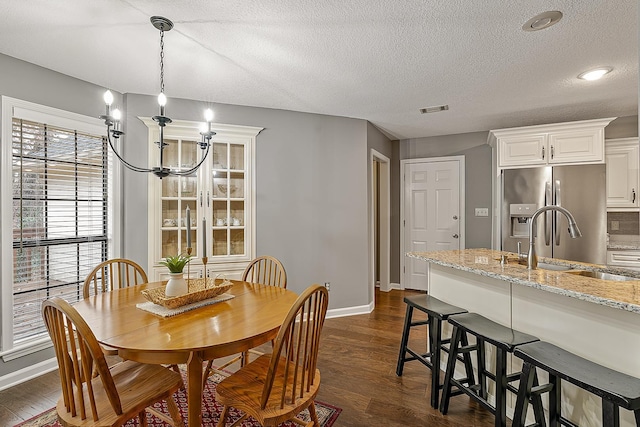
xmin=526 ymin=205 xmax=582 ymax=269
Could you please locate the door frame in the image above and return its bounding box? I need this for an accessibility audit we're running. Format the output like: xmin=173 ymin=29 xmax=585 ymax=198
xmin=370 ymin=149 xmax=391 ymax=296
xmin=400 ymin=156 xmax=465 ymax=289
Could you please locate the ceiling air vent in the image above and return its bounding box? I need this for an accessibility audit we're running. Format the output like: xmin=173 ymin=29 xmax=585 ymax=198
xmin=420 ymin=105 xmax=449 ymax=114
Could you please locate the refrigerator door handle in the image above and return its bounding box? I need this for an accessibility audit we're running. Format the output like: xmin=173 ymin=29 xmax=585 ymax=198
xmin=555 ymin=179 xmax=562 ymax=246
xmin=544 ymin=181 xmax=552 ymax=246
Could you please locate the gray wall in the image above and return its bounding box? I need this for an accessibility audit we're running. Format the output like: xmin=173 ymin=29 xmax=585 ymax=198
xmin=366 ymin=122 xmax=394 ymax=298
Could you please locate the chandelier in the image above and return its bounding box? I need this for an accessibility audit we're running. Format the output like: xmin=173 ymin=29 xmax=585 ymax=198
xmin=99 ymin=16 xmax=215 ymax=179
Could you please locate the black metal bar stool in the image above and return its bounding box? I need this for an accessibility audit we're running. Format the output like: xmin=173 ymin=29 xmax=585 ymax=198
xmin=396 ymin=294 xmax=469 ymax=408
xmin=513 ymin=341 xmax=640 ymax=427
xmin=439 ymin=313 xmax=540 ymax=427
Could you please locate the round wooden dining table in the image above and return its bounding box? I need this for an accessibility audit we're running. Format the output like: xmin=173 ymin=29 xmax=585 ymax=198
xmin=73 ymin=280 xmax=298 ymax=427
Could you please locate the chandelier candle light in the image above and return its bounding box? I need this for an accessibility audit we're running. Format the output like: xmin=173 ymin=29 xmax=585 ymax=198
xmin=186 ymin=205 xmax=192 ymax=285
xmin=202 ymin=216 xmax=208 ymax=286
xmin=99 ymin=16 xmax=216 ymax=179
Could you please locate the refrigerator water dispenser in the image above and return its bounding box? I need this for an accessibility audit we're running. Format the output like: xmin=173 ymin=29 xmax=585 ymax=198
xmin=509 ymin=204 xmax=537 ymax=237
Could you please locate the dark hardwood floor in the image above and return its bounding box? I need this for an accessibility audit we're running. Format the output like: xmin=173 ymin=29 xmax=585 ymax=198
xmin=315 ymin=288 xmax=496 ymax=426
xmin=0 ymin=288 xmax=497 ymax=426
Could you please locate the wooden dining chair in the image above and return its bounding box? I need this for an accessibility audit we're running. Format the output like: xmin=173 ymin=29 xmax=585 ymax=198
xmin=42 ymin=297 xmax=184 ymax=427
xmin=82 ymin=258 xmax=149 ymax=361
xmin=241 ymin=255 xmax=287 ymax=289
xmin=83 ymin=258 xmax=148 ymax=299
xmin=215 ymin=284 xmax=329 ymax=427
xmin=203 ymin=256 xmax=287 ymax=383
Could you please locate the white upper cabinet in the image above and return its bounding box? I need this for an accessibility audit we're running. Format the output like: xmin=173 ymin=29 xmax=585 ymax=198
xmin=606 ymin=137 xmax=639 ymax=211
xmin=490 ymin=118 xmax=615 ymax=168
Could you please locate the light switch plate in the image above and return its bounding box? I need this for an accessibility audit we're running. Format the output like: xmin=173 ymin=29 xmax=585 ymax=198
xmin=475 ymin=208 xmax=489 ymax=217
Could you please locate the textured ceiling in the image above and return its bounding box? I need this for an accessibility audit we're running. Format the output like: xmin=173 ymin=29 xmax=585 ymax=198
xmin=0 ymin=0 xmax=637 ymax=139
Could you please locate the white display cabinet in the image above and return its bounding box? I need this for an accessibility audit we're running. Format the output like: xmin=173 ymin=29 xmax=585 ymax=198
xmin=143 ymin=118 xmax=262 ymax=281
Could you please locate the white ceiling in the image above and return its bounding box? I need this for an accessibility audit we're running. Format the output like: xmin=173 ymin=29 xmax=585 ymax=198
xmin=0 ymin=0 xmax=637 ymax=140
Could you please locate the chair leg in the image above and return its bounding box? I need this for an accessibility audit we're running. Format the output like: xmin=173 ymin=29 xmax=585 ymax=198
xmin=240 ymin=350 xmax=250 ymax=367
xmin=396 ymin=304 xmax=414 ymax=376
xmin=602 ymin=399 xmax=620 ymax=427
xmin=166 ymin=395 xmax=184 ymax=427
xmin=203 ymin=359 xmax=214 ymax=390
xmin=308 ymin=401 xmax=320 ymax=426
xmin=429 ymin=317 xmax=442 ymax=409
xmin=530 ymin=371 xmax=547 ymax=427
xmin=217 ymin=405 xmax=230 ymax=427
xmin=634 ymin=409 xmax=640 ymax=426
xmin=459 ymin=331 xmax=476 ymax=389
xmin=494 ymin=348 xmax=508 ymax=427
xmin=476 ymin=338 xmax=487 ymax=399
xmin=439 ymin=325 xmax=462 ymax=414
xmin=549 ymin=375 xmax=561 ymax=427
xmin=139 ymin=410 xmax=148 ymax=427
xmin=512 ymin=362 xmax=536 ymax=427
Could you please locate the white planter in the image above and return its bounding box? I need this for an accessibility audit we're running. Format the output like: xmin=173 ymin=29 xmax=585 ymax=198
xmin=165 ymin=272 xmax=188 ymax=297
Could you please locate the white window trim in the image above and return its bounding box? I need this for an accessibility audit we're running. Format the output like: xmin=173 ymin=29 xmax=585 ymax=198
xmin=0 ymin=96 xmax=120 ymax=358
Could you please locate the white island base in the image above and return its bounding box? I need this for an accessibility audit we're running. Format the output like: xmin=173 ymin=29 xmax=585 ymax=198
xmin=429 ymin=263 xmax=640 ymax=427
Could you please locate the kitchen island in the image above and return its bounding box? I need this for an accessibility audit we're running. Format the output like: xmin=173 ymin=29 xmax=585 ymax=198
xmin=408 ymin=248 xmax=640 ymax=427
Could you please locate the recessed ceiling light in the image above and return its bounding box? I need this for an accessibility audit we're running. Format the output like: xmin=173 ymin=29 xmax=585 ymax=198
xmin=522 ymin=11 xmax=563 ymax=31
xmin=577 ymin=67 xmax=613 ymax=81
xmin=420 ymin=105 xmax=449 ymax=114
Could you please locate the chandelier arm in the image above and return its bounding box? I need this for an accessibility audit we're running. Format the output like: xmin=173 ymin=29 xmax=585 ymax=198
xmin=170 ymin=141 xmax=212 ymax=176
xmin=106 ymin=128 xmax=154 ymax=173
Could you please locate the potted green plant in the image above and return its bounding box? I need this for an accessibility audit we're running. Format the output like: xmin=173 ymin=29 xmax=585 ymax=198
xmin=159 ymin=254 xmax=193 ymax=296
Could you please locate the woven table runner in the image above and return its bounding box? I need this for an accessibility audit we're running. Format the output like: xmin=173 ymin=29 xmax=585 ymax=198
xmin=136 ymin=293 xmax=235 ymax=317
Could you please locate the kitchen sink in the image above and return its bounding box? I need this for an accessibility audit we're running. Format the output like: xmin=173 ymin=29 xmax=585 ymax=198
xmin=536 ymin=262 xmax=572 ymax=271
xmin=565 ymin=270 xmax=638 ymax=281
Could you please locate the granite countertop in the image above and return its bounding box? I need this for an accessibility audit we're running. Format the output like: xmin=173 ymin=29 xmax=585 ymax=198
xmin=407 ymin=248 xmax=640 ymax=314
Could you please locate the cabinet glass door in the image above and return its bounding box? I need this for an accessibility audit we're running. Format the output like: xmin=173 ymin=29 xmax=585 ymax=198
xmin=210 ymin=142 xmax=245 ymax=256
xmin=160 ymin=138 xmax=199 ymax=258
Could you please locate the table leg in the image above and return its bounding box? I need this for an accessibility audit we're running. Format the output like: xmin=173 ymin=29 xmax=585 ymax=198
xmin=187 ymin=352 xmax=203 ymax=427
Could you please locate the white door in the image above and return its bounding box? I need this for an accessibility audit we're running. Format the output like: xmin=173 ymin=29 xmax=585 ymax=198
xmin=403 ymin=159 xmax=462 ymax=290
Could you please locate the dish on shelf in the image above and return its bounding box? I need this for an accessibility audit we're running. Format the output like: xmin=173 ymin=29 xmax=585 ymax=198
xmin=141 ymin=278 xmax=233 ymax=309
xmin=217 ymin=184 xmax=238 ymax=195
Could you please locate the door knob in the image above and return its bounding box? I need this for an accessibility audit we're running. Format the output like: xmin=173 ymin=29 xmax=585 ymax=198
xmin=453 ymin=215 xmax=458 ymax=220
xmin=452 ymin=234 xmax=459 ymax=239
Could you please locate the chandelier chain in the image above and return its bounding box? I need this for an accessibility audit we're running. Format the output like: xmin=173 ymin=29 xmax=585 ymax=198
xmin=159 ymin=28 xmax=165 ymax=94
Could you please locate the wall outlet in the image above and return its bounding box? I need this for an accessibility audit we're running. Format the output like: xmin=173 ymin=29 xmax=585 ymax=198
xmin=475 ymin=207 xmax=489 ymax=217
xmin=324 ymin=282 xmax=330 ymax=291
xmin=611 ymin=220 xmax=620 ymax=231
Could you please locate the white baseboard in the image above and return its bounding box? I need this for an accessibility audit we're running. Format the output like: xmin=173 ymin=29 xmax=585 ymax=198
xmin=326 ymin=300 xmax=374 ymax=319
xmin=378 ymin=282 xmax=401 ymax=292
xmin=0 ymin=357 xmax=58 ymax=391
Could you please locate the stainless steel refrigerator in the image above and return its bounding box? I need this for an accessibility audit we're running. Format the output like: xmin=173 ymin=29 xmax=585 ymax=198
xmin=501 ymin=164 xmax=607 ymax=264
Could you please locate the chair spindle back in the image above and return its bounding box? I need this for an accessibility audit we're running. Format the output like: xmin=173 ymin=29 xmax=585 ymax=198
xmin=242 ymin=255 xmax=287 ymax=288
xmin=261 ymin=284 xmax=328 ymax=409
xmin=42 ymin=297 xmax=122 ymax=422
xmin=83 ymin=258 xmax=148 ymax=299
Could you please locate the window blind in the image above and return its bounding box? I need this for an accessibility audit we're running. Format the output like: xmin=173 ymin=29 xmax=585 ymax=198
xmin=12 ymin=118 xmax=108 ymax=344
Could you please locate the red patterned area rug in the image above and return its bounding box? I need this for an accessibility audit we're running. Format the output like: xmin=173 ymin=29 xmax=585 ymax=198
xmin=14 ymin=369 xmax=341 ymax=427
